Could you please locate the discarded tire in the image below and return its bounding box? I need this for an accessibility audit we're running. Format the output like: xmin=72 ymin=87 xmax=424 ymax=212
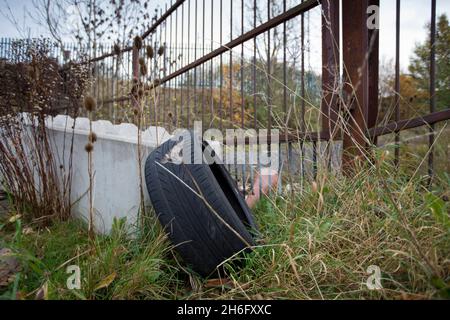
xmin=145 ymin=134 xmax=256 ymax=277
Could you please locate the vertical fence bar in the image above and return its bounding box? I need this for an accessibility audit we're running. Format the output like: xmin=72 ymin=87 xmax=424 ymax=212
xmin=107 ymin=46 xmax=112 ymax=121
xmin=200 ymin=0 xmax=205 ymax=129
xmin=230 ymin=0 xmax=235 ymax=174
xmin=267 ymin=0 xmax=272 ymax=136
xmin=229 ymin=0 xmax=234 ymax=130
xmin=8 ymin=38 xmax=11 ymax=62
xmin=194 ymin=0 xmax=198 ymax=118
xmin=321 ymin=0 xmax=340 ymax=136
xmin=428 ymin=0 xmax=437 ymax=185
xmin=175 ymin=6 xmax=179 ymax=128
xmin=283 ymin=0 xmax=289 ymax=192
xmin=160 ymin=8 xmax=165 ymax=126
xmin=112 ymin=49 xmax=118 ymax=124
xmin=267 ymin=0 xmax=272 ymax=191
xmin=252 ymin=0 xmax=258 ymax=196
xmin=209 ymin=0 xmax=214 ymax=128
xmin=187 ymin=0 xmax=191 ymax=128
xmin=2 ymin=38 xmax=5 ymax=59
xmin=301 ymin=1 xmax=306 ymax=179
xmin=163 ymin=4 xmax=168 ymax=128
xmin=169 ymin=2 xmax=173 ymax=131
xmin=180 ymin=3 xmax=187 ymax=125
xmin=368 ymin=0 xmax=380 ymax=143
xmin=101 ymin=45 xmax=105 ymax=112
xmin=181 ymin=2 xmax=185 ymax=127
xmin=394 ymin=0 xmax=401 ymax=167
xmin=241 ymin=0 xmax=246 ymax=196
xmin=126 ymin=48 xmax=132 ymax=121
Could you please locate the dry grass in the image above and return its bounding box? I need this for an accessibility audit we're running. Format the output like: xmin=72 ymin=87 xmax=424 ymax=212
xmin=1 ymin=150 xmax=448 ymax=300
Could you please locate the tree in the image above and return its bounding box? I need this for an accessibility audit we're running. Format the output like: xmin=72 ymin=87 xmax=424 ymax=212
xmin=409 ymin=14 xmax=450 ymax=111
xmin=32 ymin=0 xmax=155 ymax=50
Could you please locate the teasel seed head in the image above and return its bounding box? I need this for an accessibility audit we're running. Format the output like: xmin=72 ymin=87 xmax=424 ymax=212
xmin=85 ymin=142 xmax=94 ymax=153
xmin=88 ymin=132 xmax=98 ymax=144
xmin=84 ymin=96 xmax=96 ymax=112
xmin=113 ymin=43 xmax=121 ymax=55
xmin=146 ymin=45 xmax=154 ymax=59
xmin=140 ymin=64 xmax=148 ymax=76
xmin=157 ymin=45 xmax=165 ymax=56
xmin=133 ymin=36 xmax=143 ymax=50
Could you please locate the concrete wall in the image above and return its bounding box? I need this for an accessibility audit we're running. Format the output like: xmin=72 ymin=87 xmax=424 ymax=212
xmin=41 ymin=114 xmax=172 ymax=234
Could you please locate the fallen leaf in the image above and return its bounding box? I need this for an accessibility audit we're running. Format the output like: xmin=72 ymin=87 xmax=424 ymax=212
xmin=94 ymin=272 xmax=117 ymax=291
xmin=8 ymin=215 xmax=22 ymax=223
xmin=23 ymin=227 xmax=34 ymax=235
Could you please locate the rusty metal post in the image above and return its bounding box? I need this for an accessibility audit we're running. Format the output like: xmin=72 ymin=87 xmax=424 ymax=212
xmin=321 ymin=0 xmax=340 ymax=139
xmin=342 ymin=0 xmax=371 ymax=173
xmin=368 ymin=0 xmax=379 ymax=142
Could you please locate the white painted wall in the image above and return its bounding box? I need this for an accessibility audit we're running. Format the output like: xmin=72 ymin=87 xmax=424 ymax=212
xmin=41 ymin=114 xmax=172 ymax=234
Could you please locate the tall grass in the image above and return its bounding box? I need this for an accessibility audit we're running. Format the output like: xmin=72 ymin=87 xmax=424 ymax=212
xmin=1 ymin=150 xmax=448 ymax=300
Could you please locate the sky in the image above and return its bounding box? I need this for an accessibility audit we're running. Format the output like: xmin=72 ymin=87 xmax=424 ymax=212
xmin=0 ymin=0 xmax=449 ymax=72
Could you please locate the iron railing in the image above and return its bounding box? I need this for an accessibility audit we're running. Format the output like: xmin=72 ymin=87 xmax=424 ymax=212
xmin=2 ymin=0 xmax=449 ymax=191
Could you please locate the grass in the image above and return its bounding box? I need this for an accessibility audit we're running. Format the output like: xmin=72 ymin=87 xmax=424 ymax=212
xmin=1 ymin=154 xmax=449 ymax=300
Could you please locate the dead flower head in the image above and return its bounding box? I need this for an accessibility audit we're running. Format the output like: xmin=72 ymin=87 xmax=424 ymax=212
xmin=84 ymin=96 xmax=97 ymax=112
xmin=140 ymin=64 xmax=148 ymax=76
xmin=146 ymin=46 xmax=154 ymax=59
xmin=134 ymin=36 xmax=143 ymax=50
xmin=85 ymin=142 xmax=94 ymax=153
xmin=113 ymin=43 xmax=121 ymax=56
xmin=89 ymin=132 xmax=98 ymax=144
xmin=158 ymin=45 xmax=165 ymax=56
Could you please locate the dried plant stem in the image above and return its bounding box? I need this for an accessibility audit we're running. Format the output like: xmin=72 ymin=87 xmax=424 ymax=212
xmin=135 ymin=96 xmax=146 ymax=228
xmin=87 ymin=114 xmax=95 ymax=240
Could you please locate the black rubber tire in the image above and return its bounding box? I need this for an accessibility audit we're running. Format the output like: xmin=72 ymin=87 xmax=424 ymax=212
xmin=145 ymin=135 xmax=257 ymax=277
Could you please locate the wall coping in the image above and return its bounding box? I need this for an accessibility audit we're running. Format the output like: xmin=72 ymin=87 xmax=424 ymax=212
xmin=21 ymin=113 xmax=172 ymax=147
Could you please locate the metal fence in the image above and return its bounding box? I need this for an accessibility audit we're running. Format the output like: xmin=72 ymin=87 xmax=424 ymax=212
xmin=2 ymin=0 xmax=449 ymax=191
